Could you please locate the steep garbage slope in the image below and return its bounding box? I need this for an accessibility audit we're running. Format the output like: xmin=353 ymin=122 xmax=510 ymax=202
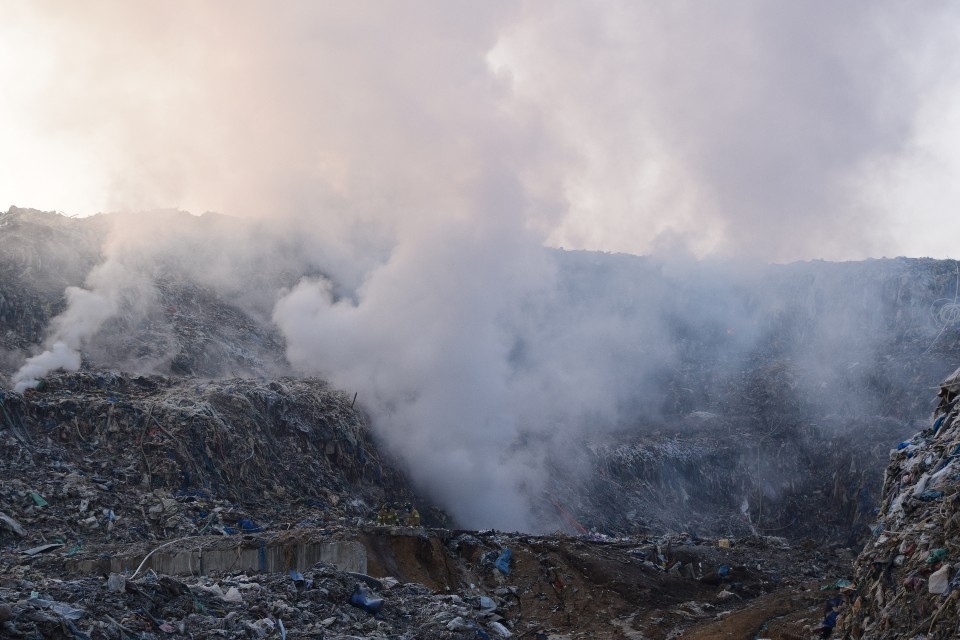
xmin=550 ymin=250 xmax=960 ymax=422
xmin=554 ymin=415 xmax=910 ymax=542
xmin=0 ymin=207 xmax=291 ymax=379
xmin=840 ymin=367 xmax=960 ymax=639
xmin=3 ymin=208 xmax=960 ymax=541
xmin=0 ymin=372 xmax=420 ymax=552
xmin=0 ymin=208 xmax=105 ymax=372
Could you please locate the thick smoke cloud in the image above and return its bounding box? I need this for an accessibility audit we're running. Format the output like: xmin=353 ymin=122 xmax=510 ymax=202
xmin=490 ymin=1 xmax=956 ymax=261
xmin=5 ymin=2 xmax=960 ymax=529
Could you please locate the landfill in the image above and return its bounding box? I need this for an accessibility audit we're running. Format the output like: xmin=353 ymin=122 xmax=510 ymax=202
xmin=0 ymin=367 xmax=909 ymax=639
xmin=5 ymin=207 xmax=960 ymax=637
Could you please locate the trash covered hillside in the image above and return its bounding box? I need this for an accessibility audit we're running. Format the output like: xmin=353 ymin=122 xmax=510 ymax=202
xmin=3 ymin=206 xmax=960 ymax=638
xmin=3 ymin=206 xmax=960 ymax=540
xmin=834 ymin=367 xmax=960 ymax=639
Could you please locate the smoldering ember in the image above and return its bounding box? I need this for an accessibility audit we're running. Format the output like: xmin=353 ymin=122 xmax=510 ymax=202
xmin=2 ymin=206 xmax=960 ymax=640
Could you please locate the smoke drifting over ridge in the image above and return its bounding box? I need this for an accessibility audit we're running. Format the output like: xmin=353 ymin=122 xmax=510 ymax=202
xmin=5 ymin=2 xmax=960 ymax=529
xmin=4 ymin=2 xmax=960 ymax=259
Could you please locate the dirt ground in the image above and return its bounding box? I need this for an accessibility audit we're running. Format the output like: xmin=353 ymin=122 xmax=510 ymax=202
xmin=347 ymin=528 xmax=850 ymax=639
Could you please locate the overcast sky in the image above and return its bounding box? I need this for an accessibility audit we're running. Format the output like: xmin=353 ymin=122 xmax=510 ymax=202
xmin=2 ymin=1 xmax=959 ymax=262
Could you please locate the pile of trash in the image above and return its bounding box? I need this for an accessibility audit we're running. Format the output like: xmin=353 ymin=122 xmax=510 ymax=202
xmin=840 ymin=366 xmax=960 ymax=639
xmin=0 ymin=207 xmax=291 ymax=379
xmin=0 ymin=558 xmax=524 ymax=639
xmin=0 ymin=524 xmax=851 ymax=640
xmin=0 ymin=371 xmax=421 ymax=552
xmin=542 ymin=413 xmax=912 ymax=543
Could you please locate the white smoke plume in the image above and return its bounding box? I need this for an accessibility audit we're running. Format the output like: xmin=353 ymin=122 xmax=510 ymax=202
xmin=13 ymin=341 xmax=81 ymax=393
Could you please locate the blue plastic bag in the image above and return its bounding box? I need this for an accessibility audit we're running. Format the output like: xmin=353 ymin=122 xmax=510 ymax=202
xmin=349 ymin=583 xmax=383 ymax=614
xmin=495 ymin=548 xmax=512 ymax=575
xmin=238 ymin=518 xmax=263 ymax=532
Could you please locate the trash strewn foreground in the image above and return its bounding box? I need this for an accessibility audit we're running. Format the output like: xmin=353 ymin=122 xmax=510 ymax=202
xmin=5 ymin=367 xmax=935 ymax=639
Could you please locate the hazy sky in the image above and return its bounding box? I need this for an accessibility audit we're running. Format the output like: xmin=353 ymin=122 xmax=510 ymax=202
xmin=2 ymin=1 xmax=959 ymax=262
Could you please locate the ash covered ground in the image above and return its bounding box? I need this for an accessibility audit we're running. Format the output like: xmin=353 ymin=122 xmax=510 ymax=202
xmin=2 ymin=207 xmax=960 ymax=638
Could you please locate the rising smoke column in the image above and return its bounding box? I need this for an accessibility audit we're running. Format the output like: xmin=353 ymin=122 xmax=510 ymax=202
xmin=274 ymin=167 xmax=562 ymax=531
xmin=11 ymin=215 xmax=162 ymax=391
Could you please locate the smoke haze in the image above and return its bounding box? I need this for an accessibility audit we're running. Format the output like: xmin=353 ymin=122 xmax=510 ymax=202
xmin=4 ymin=2 xmax=960 ymax=529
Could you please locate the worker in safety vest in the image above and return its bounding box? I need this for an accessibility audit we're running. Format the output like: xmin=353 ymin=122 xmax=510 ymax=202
xmin=405 ymin=503 xmax=421 ymax=527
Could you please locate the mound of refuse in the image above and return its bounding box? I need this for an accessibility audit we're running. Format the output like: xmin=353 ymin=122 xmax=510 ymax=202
xmin=554 ymin=413 xmax=910 ymax=542
xmin=4 ymin=206 xmax=960 ymax=542
xmin=839 ymin=367 xmax=960 ymax=639
xmin=0 ymin=372 xmax=422 ymax=553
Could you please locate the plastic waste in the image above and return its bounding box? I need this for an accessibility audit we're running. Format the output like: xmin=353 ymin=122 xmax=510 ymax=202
xmin=106 ymin=574 xmax=126 ymax=593
xmin=927 ymin=548 xmax=948 ymax=564
xmin=349 ymin=583 xmax=383 ymax=614
xmin=495 ymin=548 xmax=512 ymax=575
xmin=933 ymin=415 xmax=946 ymax=434
xmin=223 ymin=587 xmax=243 ymax=602
xmin=820 ymin=578 xmax=853 ymax=591
xmin=238 ymin=518 xmax=263 ymax=532
xmin=23 ymin=543 xmax=63 ymax=556
xmin=50 ymin=601 xmax=86 ymax=620
xmin=0 ymin=511 xmax=26 ymax=536
xmin=290 ymin=569 xmax=313 ymax=590
xmin=28 ymin=597 xmax=85 ymax=620
xmin=929 ymin=564 xmax=951 ymax=594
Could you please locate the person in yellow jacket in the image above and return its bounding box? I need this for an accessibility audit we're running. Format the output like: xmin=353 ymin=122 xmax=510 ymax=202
xmin=405 ymin=503 xmax=421 ymax=527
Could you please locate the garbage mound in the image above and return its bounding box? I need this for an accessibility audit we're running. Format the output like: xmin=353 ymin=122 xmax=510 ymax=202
xmin=840 ymin=366 xmax=960 ymax=639
xmin=0 ymin=558 xmax=508 ymax=639
xmin=0 ymin=372 xmax=418 ymax=551
xmin=0 ymin=207 xmax=290 ymax=378
xmin=4 ymin=207 xmax=960 ymax=545
xmin=555 ymin=414 xmax=910 ymax=542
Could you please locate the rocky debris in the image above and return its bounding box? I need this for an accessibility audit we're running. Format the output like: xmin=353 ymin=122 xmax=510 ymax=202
xmin=839 ymin=366 xmax=960 ymax=639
